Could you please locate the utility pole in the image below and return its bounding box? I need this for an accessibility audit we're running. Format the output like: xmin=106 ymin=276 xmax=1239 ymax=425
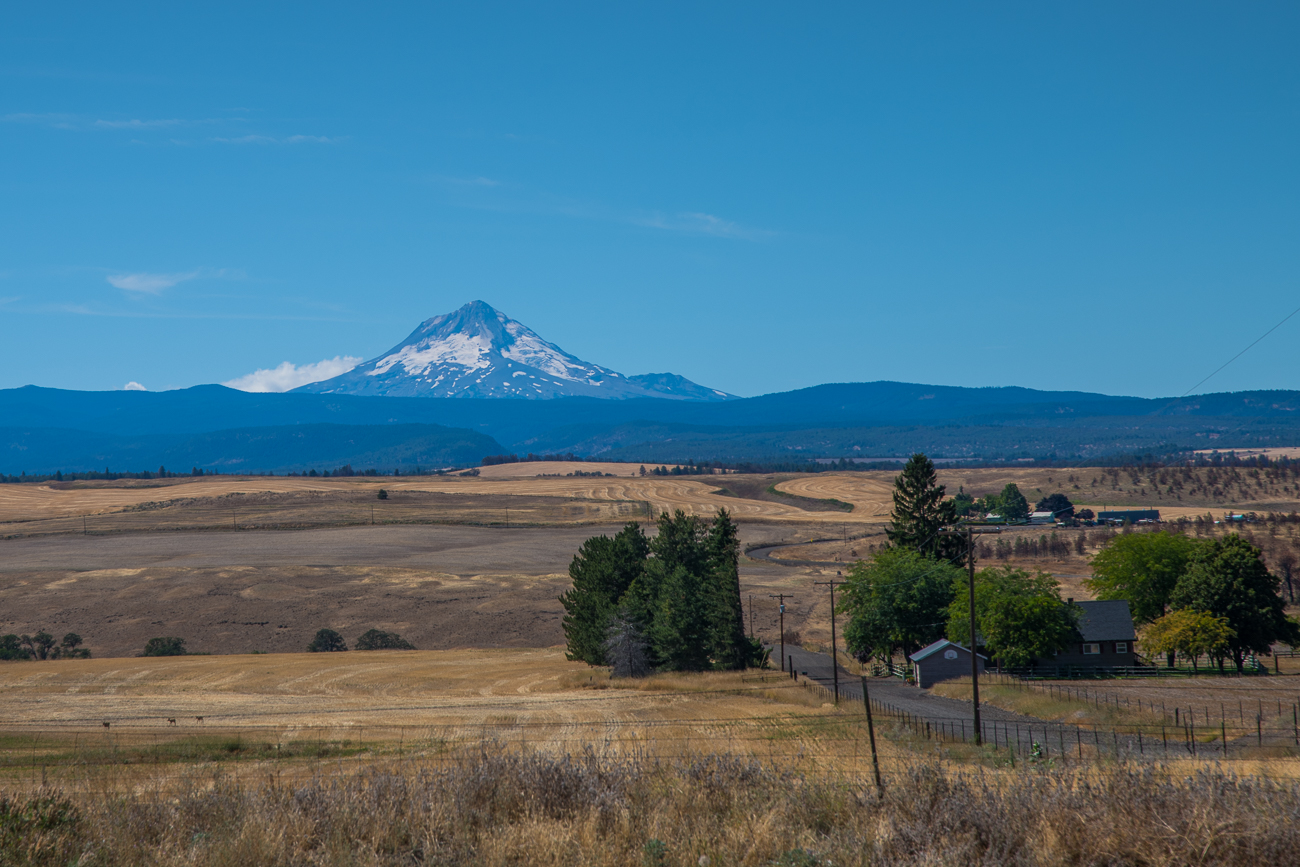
xmin=748 ymin=594 xmax=754 ymax=638
xmin=939 ymin=524 xmax=1000 ymax=746
xmin=860 ymin=675 xmax=882 ymax=791
xmin=814 ymin=572 xmax=846 ymax=703
xmin=769 ymin=594 xmax=796 ymax=671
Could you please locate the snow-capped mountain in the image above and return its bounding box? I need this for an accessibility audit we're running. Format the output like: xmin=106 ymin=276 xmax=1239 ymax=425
xmin=294 ymin=301 xmax=737 ymax=401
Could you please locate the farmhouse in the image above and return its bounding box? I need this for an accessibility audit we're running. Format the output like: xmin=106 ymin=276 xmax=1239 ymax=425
xmin=909 ymin=639 xmax=986 ymax=688
xmin=1038 ymin=599 xmax=1138 ymax=672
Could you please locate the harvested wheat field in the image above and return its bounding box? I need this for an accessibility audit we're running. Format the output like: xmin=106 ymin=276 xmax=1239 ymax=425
xmin=0 ymin=649 xmax=906 ymax=789
xmin=8 ymin=653 xmax=1300 ymax=866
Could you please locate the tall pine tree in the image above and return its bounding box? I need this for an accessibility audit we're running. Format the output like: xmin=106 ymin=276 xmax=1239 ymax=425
xmin=703 ymin=509 xmax=761 ymax=669
xmin=886 ymin=453 xmax=964 ymax=562
xmin=559 ymin=523 xmax=649 ymax=664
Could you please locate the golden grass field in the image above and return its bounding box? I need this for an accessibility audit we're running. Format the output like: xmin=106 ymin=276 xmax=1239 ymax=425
xmin=0 ymin=649 xmax=918 ymax=795
xmin=5 ymin=461 xmax=1300 ymax=660
xmin=5 ymin=649 xmax=1297 ymax=779
xmin=8 ymin=466 xmax=1300 ymax=863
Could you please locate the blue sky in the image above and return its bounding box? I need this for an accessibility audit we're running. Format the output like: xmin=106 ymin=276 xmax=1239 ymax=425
xmin=2 ymin=3 xmax=1298 ymax=398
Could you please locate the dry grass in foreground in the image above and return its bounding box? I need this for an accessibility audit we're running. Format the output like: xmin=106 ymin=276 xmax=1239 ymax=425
xmin=7 ymin=749 xmax=1300 ymax=866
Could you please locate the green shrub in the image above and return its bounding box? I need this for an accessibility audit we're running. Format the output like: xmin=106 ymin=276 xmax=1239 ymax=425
xmin=143 ymin=637 xmax=187 ymax=657
xmin=307 ymin=628 xmax=348 ymax=652
xmin=355 ymin=629 xmax=415 ymax=650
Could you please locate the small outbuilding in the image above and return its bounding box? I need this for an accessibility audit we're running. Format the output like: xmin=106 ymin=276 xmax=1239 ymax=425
xmin=909 ymin=639 xmax=986 ymax=689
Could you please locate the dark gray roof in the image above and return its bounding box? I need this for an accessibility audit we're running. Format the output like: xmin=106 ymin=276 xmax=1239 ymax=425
xmin=1075 ymin=600 xmax=1136 ymax=641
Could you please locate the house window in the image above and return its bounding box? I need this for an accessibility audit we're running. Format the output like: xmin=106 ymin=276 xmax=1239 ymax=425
xmin=1082 ymin=643 xmax=1101 ymax=655
xmin=1116 ymin=642 xmax=1128 ymax=654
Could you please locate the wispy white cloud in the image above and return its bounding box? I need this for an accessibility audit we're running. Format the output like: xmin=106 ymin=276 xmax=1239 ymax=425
xmin=630 ymin=211 xmax=774 ymax=241
xmin=122 ymin=381 xmax=147 ymax=391
xmin=222 ymin=356 xmax=363 ymax=393
xmin=211 ymin=134 xmax=339 ymax=145
xmin=2 ymin=113 xmax=224 ymax=131
xmin=106 ymin=271 xmax=200 ymax=294
xmin=92 ymin=118 xmax=187 ymax=129
xmin=424 ymin=175 xmax=773 ymax=241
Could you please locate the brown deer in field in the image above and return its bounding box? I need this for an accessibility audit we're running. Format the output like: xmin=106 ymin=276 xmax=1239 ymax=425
xmin=102 ymin=721 xmax=110 ymax=729
xmin=194 ymin=716 xmax=204 ymax=723
xmin=167 ymin=718 xmax=177 ymax=725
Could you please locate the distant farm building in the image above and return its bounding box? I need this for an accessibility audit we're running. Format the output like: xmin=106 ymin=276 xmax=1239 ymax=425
xmin=1097 ymin=509 xmax=1160 ymax=525
xmin=1029 ymin=511 xmax=1056 ymax=524
xmin=909 ymin=639 xmax=986 ymax=688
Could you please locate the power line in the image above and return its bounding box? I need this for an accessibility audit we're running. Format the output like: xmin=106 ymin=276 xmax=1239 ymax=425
xmin=1178 ymin=300 xmax=1300 ymax=399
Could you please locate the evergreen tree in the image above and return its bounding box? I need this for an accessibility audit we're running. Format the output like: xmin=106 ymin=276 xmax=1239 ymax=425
xmin=651 ymin=510 xmax=709 ymax=577
xmin=559 ymin=523 xmax=649 ymax=664
xmin=562 ymin=510 xmax=764 ymax=672
xmin=886 ymin=453 xmax=962 ymax=561
xmin=703 ymin=509 xmax=760 ymax=669
xmin=646 ymin=561 xmax=711 ymax=671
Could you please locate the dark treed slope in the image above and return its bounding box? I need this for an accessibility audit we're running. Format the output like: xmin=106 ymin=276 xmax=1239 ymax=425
xmin=0 ymin=424 xmax=500 ymax=475
xmin=3 ymin=381 xmax=1300 ymax=472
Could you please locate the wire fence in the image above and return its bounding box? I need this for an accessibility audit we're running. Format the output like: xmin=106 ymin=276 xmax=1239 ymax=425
xmin=6 ymin=675 xmax=1298 ymax=795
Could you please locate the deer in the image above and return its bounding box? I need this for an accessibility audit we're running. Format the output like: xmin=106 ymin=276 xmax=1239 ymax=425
xmin=167 ymin=718 xmax=177 ymax=726
xmin=102 ymin=721 xmax=110 ymax=729
xmin=194 ymin=716 xmax=204 ymax=723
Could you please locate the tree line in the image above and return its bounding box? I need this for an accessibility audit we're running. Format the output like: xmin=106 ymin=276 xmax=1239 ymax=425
xmin=0 ymin=631 xmax=90 ymax=660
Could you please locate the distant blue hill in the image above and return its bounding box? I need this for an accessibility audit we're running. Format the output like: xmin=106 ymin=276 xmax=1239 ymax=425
xmin=0 ymin=423 xmax=501 ymax=476
xmin=1 ymin=381 xmax=1298 ymax=472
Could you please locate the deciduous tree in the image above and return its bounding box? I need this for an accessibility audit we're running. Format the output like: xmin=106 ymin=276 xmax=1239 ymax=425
xmin=947 ymin=567 xmax=1078 ymax=668
xmin=1140 ymin=609 xmax=1233 ymax=672
xmin=355 ymin=629 xmax=415 ymax=650
xmin=1168 ymin=535 xmax=1299 ymax=672
xmin=841 ymin=547 xmax=961 ymax=662
xmin=143 ymin=637 xmax=187 ymax=657
xmin=307 ymin=628 xmax=348 ymax=652
xmin=1087 ymin=531 xmax=1202 ymax=625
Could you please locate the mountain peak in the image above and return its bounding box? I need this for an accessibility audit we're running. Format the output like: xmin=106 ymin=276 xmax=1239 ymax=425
xmin=294 ymin=302 xmax=736 ymax=401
